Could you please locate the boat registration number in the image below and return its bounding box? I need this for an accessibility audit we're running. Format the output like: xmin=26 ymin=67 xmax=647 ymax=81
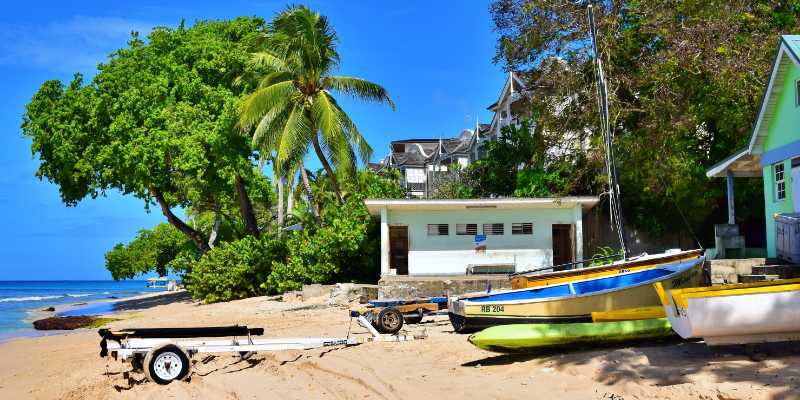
xmin=481 ymin=306 xmax=504 ymax=313
xmin=617 ymin=269 xmax=631 ymax=274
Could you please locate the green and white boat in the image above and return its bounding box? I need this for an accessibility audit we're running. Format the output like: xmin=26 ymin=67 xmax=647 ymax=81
xmin=468 ymin=318 xmax=677 ymax=354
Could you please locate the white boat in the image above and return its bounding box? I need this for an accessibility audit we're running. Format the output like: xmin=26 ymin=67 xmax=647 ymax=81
xmin=654 ymin=277 xmax=800 ymax=345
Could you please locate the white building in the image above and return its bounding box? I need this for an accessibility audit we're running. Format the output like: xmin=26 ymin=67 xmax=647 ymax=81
xmin=365 ymin=197 xmax=599 ymax=276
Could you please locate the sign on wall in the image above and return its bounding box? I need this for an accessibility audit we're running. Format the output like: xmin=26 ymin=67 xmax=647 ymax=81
xmin=475 ymin=235 xmax=486 ymax=253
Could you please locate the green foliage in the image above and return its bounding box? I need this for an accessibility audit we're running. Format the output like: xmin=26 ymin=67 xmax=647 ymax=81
xmin=22 ymin=16 xmax=271 ymax=253
xmin=105 ymin=223 xmax=199 ymax=280
xmin=182 ymin=170 xmax=404 ymax=302
xmin=585 ymin=247 xmax=623 ymax=267
xmin=185 ymin=236 xmax=285 ymax=303
xmin=489 ymin=0 xmax=793 ymax=243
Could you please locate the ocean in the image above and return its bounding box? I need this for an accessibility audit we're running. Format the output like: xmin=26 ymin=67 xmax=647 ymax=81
xmin=0 ymin=280 xmax=166 ymax=332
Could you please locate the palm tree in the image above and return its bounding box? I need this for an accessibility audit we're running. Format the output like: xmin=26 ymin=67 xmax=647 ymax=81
xmin=237 ymin=5 xmax=394 ymax=208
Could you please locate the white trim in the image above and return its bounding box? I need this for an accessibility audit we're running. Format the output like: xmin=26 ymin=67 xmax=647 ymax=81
xmin=749 ymin=43 xmax=800 ymax=154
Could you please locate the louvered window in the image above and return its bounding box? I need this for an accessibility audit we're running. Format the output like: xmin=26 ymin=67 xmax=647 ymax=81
xmin=456 ymin=224 xmax=478 ymax=235
xmin=776 ymin=162 xmax=786 ymax=201
xmin=427 ymin=224 xmax=449 ymax=236
xmin=483 ymin=223 xmax=504 ymax=235
xmin=796 ymin=79 xmax=800 ymax=107
xmin=512 ymin=223 xmax=533 ymax=235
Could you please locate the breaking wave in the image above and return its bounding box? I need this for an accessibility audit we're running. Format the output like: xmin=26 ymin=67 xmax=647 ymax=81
xmin=0 ymin=295 xmax=62 ymax=303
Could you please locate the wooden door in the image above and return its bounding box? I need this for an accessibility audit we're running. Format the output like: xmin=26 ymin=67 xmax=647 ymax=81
xmin=389 ymin=226 xmax=409 ymax=275
xmin=552 ymin=224 xmax=575 ymax=270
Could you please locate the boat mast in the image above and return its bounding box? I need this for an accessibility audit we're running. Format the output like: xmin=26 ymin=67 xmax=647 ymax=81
xmin=588 ymin=2 xmax=630 ymax=258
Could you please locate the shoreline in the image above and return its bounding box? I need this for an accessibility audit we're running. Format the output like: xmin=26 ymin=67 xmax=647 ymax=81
xmin=8 ymin=290 xmax=172 ymax=337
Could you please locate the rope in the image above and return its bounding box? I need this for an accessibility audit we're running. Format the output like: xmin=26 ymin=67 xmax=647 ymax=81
xmin=657 ymin=172 xmax=704 ymax=250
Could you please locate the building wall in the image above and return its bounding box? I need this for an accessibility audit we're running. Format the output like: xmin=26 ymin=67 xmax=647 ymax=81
xmin=386 ymin=207 xmax=579 ymax=274
xmin=762 ymin=62 xmax=800 ymax=257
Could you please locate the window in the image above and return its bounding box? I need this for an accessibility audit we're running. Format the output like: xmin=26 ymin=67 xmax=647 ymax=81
xmin=456 ymin=224 xmax=478 ymax=235
xmin=427 ymin=224 xmax=449 ymax=236
xmin=776 ymin=162 xmax=786 ymax=201
xmin=792 ymin=156 xmax=800 ymax=169
xmin=512 ymin=223 xmax=533 ymax=235
xmin=483 ymin=223 xmax=504 ymax=235
xmin=796 ymin=79 xmax=800 ymax=107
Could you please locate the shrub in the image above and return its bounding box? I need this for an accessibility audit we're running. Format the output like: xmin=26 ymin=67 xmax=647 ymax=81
xmin=185 ymin=236 xmax=286 ymax=302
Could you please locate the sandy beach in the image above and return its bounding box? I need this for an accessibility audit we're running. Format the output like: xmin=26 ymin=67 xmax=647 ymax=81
xmin=1 ymin=291 xmax=799 ymax=400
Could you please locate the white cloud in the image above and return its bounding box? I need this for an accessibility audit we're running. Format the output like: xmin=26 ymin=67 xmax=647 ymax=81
xmin=0 ymin=15 xmax=155 ymax=72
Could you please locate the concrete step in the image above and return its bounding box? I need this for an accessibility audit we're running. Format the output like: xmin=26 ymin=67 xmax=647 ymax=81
xmin=739 ymin=275 xmax=780 ymax=284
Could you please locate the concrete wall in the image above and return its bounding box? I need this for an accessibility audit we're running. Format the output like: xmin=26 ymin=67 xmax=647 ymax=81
xmin=378 ymin=275 xmax=513 ymax=299
xmin=762 ymin=62 xmax=800 ymax=257
xmin=385 ymin=206 xmax=581 ymax=275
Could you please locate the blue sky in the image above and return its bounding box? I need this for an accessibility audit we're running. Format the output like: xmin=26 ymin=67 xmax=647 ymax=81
xmin=0 ymin=1 xmax=507 ymax=280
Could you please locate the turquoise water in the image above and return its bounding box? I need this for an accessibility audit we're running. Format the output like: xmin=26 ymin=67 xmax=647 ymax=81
xmin=0 ymin=281 xmax=164 ymax=331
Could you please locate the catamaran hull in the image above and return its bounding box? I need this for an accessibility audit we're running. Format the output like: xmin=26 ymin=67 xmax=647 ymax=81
xmin=467 ymin=318 xmax=677 ymax=354
xmin=450 ymin=256 xmax=704 ymax=333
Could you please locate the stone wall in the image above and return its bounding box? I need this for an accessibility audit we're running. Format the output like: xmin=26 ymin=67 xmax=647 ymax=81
xmin=378 ymin=275 xmax=513 ymax=299
xmin=704 ymin=258 xmax=787 ymax=285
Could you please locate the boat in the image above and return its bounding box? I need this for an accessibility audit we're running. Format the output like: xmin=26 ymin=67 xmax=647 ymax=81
xmin=468 ymin=317 xmax=677 ymax=354
xmin=449 ymin=252 xmax=704 ymax=332
xmin=590 ymin=305 xmax=666 ymax=322
xmin=654 ymin=277 xmax=800 ymax=345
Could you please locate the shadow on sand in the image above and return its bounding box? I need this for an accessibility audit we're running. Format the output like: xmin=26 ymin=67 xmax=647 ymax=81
xmin=111 ymin=291 xmax=196 ymax=313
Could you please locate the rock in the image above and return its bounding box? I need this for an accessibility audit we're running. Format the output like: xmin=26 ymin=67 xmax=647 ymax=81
xmin=32 ymin=315 xmax=115 ymax=330
xmin=538 ymin=367 xmax=555 ymax=373
xmin=167 ymin=279 xmax=184 ymax=292
xmin=328 ymin=283 xmax=358 ymax=306
xmin=282 ymin=292 xmax=301 ymax=302
xmin=42 ymin=307 xmax=55 ymax=312
xmin=106 ymin=296 xmax=118 ymax=299
xmin=71 ymin=303 xmax=87 ymax=306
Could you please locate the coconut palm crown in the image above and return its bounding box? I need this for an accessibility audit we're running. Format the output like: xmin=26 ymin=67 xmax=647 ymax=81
xmin=237 ymin=5 xmax=395 ymax=207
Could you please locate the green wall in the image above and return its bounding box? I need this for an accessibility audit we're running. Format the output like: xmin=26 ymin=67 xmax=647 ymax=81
xmin=761 ymin=62 xmax=799 ymax=256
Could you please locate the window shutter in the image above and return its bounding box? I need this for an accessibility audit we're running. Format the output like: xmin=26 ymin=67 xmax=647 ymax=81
xmin=483 ymin=223 xmax=504 ymax=235
xmin=796 ymin=79 xmax=800 ymax=107
xmin=457 ymin=224 xmax=477 ymax=235
xmin=512 ymin=223 xmax=533 ymax=235
xmin=428 ymin=224 xmax=449 ymax=236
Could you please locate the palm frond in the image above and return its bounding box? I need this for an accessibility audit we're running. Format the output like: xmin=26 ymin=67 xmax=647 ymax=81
xmin=237 ymin=80 xmax=295 ymax=130
xmin=323 ymin=76 xmax=394 ymax=109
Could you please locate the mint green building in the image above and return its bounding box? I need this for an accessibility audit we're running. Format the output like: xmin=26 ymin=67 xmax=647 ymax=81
xmin=706 ymin=35 xmax=800 ymax=257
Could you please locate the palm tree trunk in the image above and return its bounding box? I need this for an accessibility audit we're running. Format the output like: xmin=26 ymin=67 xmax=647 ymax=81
xmin=234 ymin=174 xmax=261 ymax=239
xmin=287 ymin=173 xmax=294 ymax=219
xmin=149 ymin=186 xmax=212 ymax=254
xmin=310 ymin=130 xmax=346 ymax=207
xmin=299 ymin=160 xmax=322 ymax=227
xmin=277 ymin=172 xmax=284 ymax=238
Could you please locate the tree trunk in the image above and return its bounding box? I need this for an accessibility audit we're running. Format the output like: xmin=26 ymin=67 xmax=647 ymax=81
xmin=149 ymin=186 xmax=212 ymax=254
xmin=299 ymin=160 xmax=322 ymax=227
xmin=286 ymin=174 xmax=294 ymax=219
xmin=310 ymin=130 xmax=346 ymax=207
xmin=277 ymin=171 xmax=284 ymax=238
xmin=234 ymin=174 xmax=261 ymax=239
xmin=208 ymin=209 xmax=222 ymax=249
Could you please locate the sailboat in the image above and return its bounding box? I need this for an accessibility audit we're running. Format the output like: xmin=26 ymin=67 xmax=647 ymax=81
xmin=449 ymin=3 xmax=705 ymax=334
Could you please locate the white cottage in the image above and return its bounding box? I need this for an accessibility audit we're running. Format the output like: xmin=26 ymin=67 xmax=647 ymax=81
xmin=365 ymin=197 xmax=599 ymax=276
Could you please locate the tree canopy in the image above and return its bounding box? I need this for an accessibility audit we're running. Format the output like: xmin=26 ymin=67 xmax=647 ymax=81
xmin=22 ymin=17 xmax=272 ymax=253
xmin=489 ymin=0 xmax=800 ymax=243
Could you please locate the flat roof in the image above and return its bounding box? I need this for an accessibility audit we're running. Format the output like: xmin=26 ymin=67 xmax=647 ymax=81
xmin=365 ymin=197 xmax=599 ymax=218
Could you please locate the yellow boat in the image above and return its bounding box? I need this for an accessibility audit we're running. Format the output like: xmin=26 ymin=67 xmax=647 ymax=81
xmin=449 ymin=252 xmax=704 ymax=333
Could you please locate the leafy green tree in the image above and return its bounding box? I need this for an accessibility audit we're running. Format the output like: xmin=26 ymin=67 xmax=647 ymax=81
xmin=488 ymin=0 xmax=797 ymax=243
xmin=22 ymin=17 xmax=272 ymax=253
xmin=237 ymin=5 xmax=395 ymax=211
xmin=105 ymin=223 xmax=198 ymax=280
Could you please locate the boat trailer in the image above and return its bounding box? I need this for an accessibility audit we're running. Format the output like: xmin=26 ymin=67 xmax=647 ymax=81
xmin=98 ymin=311 xmax=424 ymax=385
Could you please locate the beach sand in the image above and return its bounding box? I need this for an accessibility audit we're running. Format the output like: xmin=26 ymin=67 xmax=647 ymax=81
xmin=1 ymin=291 xmax=799 ymax=399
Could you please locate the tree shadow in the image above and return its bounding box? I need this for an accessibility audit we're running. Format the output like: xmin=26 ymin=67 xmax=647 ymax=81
xmin=111 ymin=291 xmax=196 ymax=312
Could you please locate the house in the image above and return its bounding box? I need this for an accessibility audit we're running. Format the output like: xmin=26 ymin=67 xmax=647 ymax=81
xmin=365 ymin=197 xmax=598 ymax=276
xmin=706 ymin=35 xmax=800 ymax=258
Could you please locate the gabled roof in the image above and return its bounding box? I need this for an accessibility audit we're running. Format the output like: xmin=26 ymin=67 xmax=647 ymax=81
xmin=487 ymin=71 xmax=529 ymax=111
xmin=747 ymin=35 xmax=800 ymax=155
xmin=392 ymin=151 xmax=426 ymax=166
xmin=441 ymin=138 xmax=470 ymax=155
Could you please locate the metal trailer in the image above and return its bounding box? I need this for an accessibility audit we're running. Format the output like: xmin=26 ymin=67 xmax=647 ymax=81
xmin=357 ymin=298 xmax=449 ymax=334
xmin=99 ymin=312 xmax=424 ymax=385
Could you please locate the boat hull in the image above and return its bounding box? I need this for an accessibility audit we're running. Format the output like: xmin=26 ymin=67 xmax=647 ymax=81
xmin=656 ymin=278 xmax=800 ymax=345
xmin=468 ymin=318 xmax=677 ymax=354
xmin=450 ymin=255 xmax=704 ymax=333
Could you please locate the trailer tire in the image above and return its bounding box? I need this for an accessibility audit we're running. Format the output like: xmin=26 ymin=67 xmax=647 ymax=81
xmin=377 ymin=307 xmax=403 ymax=334
xmin=404 ymin=308 xmax=424 ymax=324
xmin=130 ymin=353 xmax=144 ymax=373
xmin=143 ymin=343 xmax=191 ymax=385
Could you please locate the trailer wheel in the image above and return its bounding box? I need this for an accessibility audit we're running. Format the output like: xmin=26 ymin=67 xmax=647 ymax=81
xmin=143 ymin=343 xmax=191 ymax=385
xmin=404 ymin=308 xmax=424 ymax=324
xmin=377 ymin=307 xmax=403 ymax=333
xmin=130 ymin=353 xmax=144 ymax=373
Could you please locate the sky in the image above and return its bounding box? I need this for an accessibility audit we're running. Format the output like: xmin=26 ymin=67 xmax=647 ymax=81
xmin=0 ymin=1 xmax=509 ymax=280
